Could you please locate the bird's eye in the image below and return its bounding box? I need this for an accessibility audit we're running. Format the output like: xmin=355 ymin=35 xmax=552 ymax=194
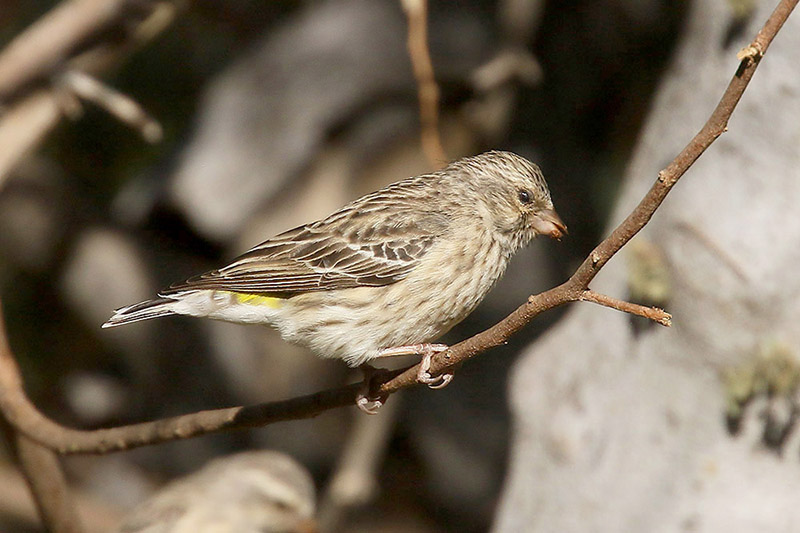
xmin=518 ymin=190 xmax=532 ymax=204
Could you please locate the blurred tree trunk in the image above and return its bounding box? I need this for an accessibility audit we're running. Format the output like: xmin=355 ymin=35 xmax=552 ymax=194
xmin=495 ymin=0 xmax=800 ymax=531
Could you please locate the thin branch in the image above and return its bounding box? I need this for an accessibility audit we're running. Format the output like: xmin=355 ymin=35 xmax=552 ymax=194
xmin=57 ymin=70 xmax=163 ymax=143
xmin=12 ymin=434 xmax=86 ymax=533
xmin=0 ymin=0 xmax=796 ymax=455
xmin=0 ymin=314 xmax=83 ymax=533
xmin=580 ymin=290 xmax=672 ymax=327
xmin=401 ymin=0 xmax=447 ymax=168
xmin=471 ymin=48 xmax=541 ymax=92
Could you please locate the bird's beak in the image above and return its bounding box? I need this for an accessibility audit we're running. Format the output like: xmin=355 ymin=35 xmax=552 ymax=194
xmin=531 ymin=208 xmax=568 ymax=240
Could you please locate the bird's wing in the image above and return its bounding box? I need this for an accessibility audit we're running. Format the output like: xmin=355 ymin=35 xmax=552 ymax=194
xmin=164 ymin=184 xmax=448 ymax=296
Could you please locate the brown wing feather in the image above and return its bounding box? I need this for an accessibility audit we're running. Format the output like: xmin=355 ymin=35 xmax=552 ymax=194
xmin=164 ymin=178 xmax=449 ymax=296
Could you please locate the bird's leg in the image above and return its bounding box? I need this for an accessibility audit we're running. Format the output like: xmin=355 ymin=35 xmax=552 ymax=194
xmin=375 ymin=343 xmax=454 ymax=389
xmin=417 ymin=344 xmax=454 ymax=389
xmin=356 ymin=364 xmax=390 ymax=415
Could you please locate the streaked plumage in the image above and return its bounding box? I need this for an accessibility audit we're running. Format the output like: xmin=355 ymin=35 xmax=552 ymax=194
xmin=104 ymin=151 xmax=566 ymax=367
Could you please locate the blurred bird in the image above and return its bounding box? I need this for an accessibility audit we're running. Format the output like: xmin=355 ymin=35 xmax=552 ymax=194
xmin=116 ymin=451 xmax=316 ymax=533
xmin=104 ymin=151 xmax=566 ymax=409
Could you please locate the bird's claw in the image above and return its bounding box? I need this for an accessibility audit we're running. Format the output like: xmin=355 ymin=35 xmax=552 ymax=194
xmin=356 ymin=394 xmax=385 ymax=415
xmin=416 ymin=346 xmax=454 ymax=390
xmin=417 ymin=370 xmax=454 ymax=389
xmin=372 ymin=343 xmax=456 ymax=391
xmin=356 ymin=364 xmax=390 ymax=415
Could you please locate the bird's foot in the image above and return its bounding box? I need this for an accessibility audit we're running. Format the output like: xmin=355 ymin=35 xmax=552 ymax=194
xmin=356 ymin=364 xmax=390 ymax=415
xmin=416 ymin=344 xmax=454 ymax=389
xmin=376 ymin=343 xmax=454 ymax=389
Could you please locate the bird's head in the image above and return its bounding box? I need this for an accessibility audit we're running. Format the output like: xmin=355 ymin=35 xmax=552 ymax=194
xmin=452 ymin=151 xmax=567 ymax=248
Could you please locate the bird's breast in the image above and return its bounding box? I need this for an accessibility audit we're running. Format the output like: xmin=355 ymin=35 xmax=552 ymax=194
xmin=384 ymin=229 xmax=511 ymax=339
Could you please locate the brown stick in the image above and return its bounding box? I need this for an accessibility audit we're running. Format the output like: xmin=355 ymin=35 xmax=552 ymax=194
xmin=580 ymin=290 xmax=672 ymax=326
xmin=57 ymin=70 xmax=163 ymax=142
xmin=0 ymin=0 xmax=796 ymax=455
xmin=401 ymin=0 xmax=447 ymax=168
xmin=13 ymin=434 xmax=86 ymax=532
xmin=0 ymin=319 xmax=80 ymax=533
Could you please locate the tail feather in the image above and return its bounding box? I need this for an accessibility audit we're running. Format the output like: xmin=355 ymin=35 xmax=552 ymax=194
xmin=102 ymin=298 xmax=177 ymax=328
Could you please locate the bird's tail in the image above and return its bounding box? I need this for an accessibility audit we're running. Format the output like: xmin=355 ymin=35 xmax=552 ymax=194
xmin=102 ymin=297 xmax=177 ymax=328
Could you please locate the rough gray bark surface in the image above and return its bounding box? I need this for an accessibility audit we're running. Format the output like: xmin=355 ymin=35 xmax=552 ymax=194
xmin=495 ymin=1 xmax=800 ymax=531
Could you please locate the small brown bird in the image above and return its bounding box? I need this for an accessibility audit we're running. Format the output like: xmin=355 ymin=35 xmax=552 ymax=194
xmin=104 ymin=151 xmax=566 ymax=410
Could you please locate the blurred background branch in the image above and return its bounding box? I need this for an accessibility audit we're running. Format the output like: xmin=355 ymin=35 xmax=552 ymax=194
xmin=401 ymin=0 xmax=447 ymax=168
xmin=10 ymin=436 xmax=85 ymax=533
xmin=1 ymin=304 xmax=85 ymax=532
xmin=0 ymin=0 xmax=176 ymax=186
xmin=0 ymin=0 xmax=128 ymax=101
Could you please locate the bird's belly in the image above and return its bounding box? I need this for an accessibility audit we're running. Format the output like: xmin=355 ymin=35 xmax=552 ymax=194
xmin=271 ymin=241 xmax=507 ymax=366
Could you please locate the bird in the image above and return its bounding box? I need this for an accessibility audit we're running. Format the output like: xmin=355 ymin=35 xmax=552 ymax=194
xmin=115 ymin=451 xmax=317 ymax=533
xmin=103 ymin=151 xmax=566 ymax=411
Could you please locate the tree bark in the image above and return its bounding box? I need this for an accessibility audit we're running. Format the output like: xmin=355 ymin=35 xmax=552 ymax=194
xmin=495 ymin=1 xmax=800 ymax=531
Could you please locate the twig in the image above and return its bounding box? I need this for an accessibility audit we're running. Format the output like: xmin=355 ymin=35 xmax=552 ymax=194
xmin=471 ymin=48 xmax=541 ymax=92
xmin=1 ymin=419 xmax=86 ymax=533
xmin=0 ymin=315 xmax=84 ymax=533
xmin=580 ymin=290 xmax=672 ymax=326
xmin=0 ymin=463 xmax=43 ymax=528
xmin=401 ymin=0 xmax=447 ymax=168
xmin=57 ymin=70 xmax=163 ymax=142
xmin=15 ymin=436 xmax=86 ymax=533
xmin=0 ymin=0 xmax=796 ymax=455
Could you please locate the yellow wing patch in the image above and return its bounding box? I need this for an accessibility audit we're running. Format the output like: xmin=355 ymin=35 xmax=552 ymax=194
xmin=231 ymin=292 xmax=284 ymax=309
